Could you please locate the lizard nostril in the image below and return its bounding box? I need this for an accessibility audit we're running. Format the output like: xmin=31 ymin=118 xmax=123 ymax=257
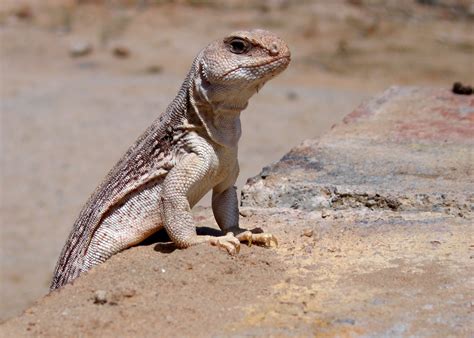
xmin=269 ymin=42 xmax=279 ymax=56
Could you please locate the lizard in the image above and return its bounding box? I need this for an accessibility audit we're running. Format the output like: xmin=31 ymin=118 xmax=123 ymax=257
xmin=50 ymin=29 xmax=291 ymax=290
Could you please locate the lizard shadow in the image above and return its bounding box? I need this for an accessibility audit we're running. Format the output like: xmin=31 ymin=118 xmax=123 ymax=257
xmin=138 ymin=227 xmax=223 ymax=254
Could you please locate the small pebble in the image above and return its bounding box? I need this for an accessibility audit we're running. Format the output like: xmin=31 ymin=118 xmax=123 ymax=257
xmin=286 ymin=90 xmax=298 ymax=101
xmin=69 ymin=42 xmax=93 ymax=58
xmin=14 ymin=5 xmax=33 ymax=20
xmin=303 ymin=229 xmax=313 ymax=237
xmin=121 ymin=288 xmax=137 ymax=298
xmin=146 ymin=65 xmax=163 ymax=74
xmin=334 ymin=318 xmax=356 ymax=325
xmin=113 ymin=46 xmax=131 ymax=58
xmin=239 ymin=209 xmax=253 ymax=217
xmin=93 ymin=290 xmax=107 ymax=304
xmin=452 ymin=82 xmax=473 ymax=95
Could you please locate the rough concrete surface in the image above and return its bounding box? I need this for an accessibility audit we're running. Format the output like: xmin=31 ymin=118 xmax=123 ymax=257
xmin=1 ymin=86 xmax=472 ymax=337
xmin=242 ymin=86 xmax=473 ymax=214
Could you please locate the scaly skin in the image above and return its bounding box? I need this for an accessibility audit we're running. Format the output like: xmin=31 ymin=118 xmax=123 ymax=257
xmin=50 ymin=29 xmax=291 ymax=290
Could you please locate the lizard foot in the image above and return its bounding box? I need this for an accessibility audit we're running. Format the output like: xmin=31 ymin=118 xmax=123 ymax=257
xmin=208 ymin=233 xmax=241 ymax=255
xmin=229 ymin=227 xmax=278 ymax=248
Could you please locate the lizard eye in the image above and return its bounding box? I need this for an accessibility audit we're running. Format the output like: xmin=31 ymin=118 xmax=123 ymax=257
xmin=228 ymin=38 xmax=249 ymax=54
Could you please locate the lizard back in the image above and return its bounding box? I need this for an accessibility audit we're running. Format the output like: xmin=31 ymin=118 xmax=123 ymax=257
xmin=50 ymin=67 xmax=197 ymax=289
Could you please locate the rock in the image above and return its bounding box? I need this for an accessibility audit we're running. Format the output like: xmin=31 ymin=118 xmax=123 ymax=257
xmin=452 ymin=82 xmax=473 ymax=95
xmin=242 ymin=86 xmax=473 ymax=218
xmin=145 ymin=65 xmax=163 ymax=74
xmin=286 ymin=90 xmax=298 ymax=101
xmin=334 ymin=318 xmax=356 ymax=325
xmin=239 ymin=208 xmax=254 ymax=217
xmin=93 ymin=290 xmax=107 ymax=305
xmin=69 ymin=42 xmax=93 ymax=58
xmin=14 ymin=5 xmax=33 ymax=20
xmin=112 ymin=46 xmax=130 ymax=59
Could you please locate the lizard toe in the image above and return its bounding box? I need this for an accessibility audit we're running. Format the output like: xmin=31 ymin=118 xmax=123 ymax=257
xmin=235 ymin=230 xmax=253 ymax=246
xmin=243 ymin=232 xmax=278 ymax=248
xmin=209 ymin=233 xmax=241 ymax=255
xmin=226 ymin=227 xmax=278 ymax=248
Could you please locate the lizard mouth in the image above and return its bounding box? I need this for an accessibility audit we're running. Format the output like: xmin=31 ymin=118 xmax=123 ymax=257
xmin=221 ymin=55 xmax=291 ymax=79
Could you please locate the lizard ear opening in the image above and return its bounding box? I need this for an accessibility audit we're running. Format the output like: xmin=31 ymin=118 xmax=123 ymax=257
xmin=199 ymin=62 xmax=212 ymax=88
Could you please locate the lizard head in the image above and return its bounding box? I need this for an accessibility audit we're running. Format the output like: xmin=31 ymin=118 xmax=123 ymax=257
xmin=194 ymin=29 xmax=291 ymax=112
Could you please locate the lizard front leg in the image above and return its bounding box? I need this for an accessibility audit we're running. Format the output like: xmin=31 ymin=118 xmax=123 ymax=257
xmin=212 ymin=185 xmax=278 ymax=248
xmin=161 ymin=152 xmax=240 ymax=254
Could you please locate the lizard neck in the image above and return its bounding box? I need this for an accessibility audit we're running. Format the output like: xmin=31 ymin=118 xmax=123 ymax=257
xmin=194 ymin=103 xmax=242 ymax=149
xmin=189 ymin=66 xmax=244 ymax=148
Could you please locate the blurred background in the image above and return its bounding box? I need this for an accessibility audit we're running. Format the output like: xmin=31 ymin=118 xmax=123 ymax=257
xmin=0 ymin=0 xmax=472 ymax=321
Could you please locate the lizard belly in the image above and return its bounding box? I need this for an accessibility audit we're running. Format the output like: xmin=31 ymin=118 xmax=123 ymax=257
xmin=84 ymin=178 xmax=164 ymax=269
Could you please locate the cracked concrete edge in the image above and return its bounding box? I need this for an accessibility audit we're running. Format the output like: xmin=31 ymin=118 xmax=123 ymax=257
xmin=241 ymin=86 xmax=474 ymax=217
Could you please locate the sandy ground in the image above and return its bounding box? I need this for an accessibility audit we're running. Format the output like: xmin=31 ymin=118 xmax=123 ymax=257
xmin=1 ymin=0 xmax=473 ymax=322
xmin=1 ymin=207 xmax=472 ymax=337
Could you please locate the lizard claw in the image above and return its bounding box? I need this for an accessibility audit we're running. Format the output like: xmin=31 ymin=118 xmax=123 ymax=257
xmin=253 ymin=233 xmax=278 ymax=247
xmin=235 ymin=230 xmax=278 ymax=248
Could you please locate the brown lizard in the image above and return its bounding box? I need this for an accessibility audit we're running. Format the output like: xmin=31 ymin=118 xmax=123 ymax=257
xmin=50 ymin=29 xmax=291 ymax=290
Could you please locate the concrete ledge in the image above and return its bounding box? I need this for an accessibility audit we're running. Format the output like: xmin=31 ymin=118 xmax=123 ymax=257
xmin=242 ymin=86 xmax=473 ymax=216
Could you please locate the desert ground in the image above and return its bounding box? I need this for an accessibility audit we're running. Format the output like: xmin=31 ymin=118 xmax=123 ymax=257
xmin=1 ymin=0 xmax=473 ymax=324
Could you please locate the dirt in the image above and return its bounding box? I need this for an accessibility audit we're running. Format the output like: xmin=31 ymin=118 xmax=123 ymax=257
xmin=1 ymin=207 xmax=472 ymax=336
xmin=0 ymin=0 xmax=473 ymax=329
